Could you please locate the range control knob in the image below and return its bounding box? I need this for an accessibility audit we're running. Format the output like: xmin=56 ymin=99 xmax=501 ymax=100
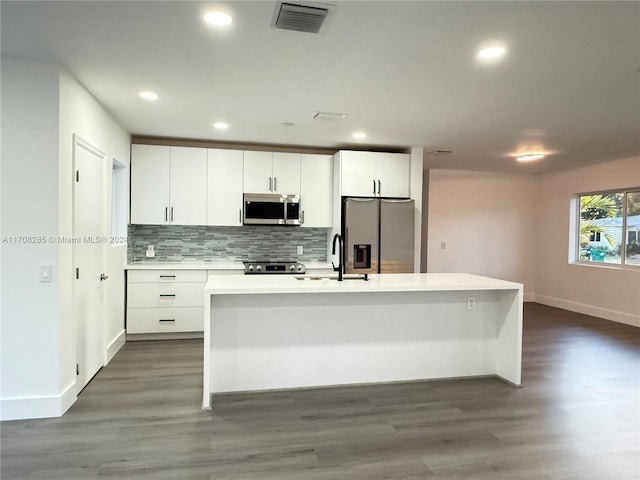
xmin=289 ymin=265 xmax=295 ymax=271
xmin=297 ymin=265 xmax=303 ymax=271
xmin=247 ymin=265 xmax=254 ymax=272
xmin=256 ymin=265 xmax=262 ymax=272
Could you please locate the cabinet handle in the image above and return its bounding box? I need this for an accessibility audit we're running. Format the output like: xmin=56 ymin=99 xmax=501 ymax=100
xmin=159 ymin=319 xmax=176 ymax=323
xmin=377 ymin=179 xmax=381 ymax=196
xmin=301 ymin=210 xmax=305 ymax=225
xmin=373 ymin=179 xmax=376 ymax=195
xmin=159 ymin=275 xmax=176 ymax=279
xmin=239 ymin=208 xmax=242 ymax=223
xmin=165 ymin=207 xmax=168 ymax=223
xmin=159 ymin=294 xmax=176 ymax=298
xmin=274 ymin=177 xmax=277 ymax=192
xmin=170 ymin=207 xmax=174 ymax=222
xmin=268 ymin=177 xmax=272 ymax=192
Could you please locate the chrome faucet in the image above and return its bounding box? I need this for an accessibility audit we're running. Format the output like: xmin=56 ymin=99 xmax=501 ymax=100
xmin=331 ymin=233 xmax=344 ymax=282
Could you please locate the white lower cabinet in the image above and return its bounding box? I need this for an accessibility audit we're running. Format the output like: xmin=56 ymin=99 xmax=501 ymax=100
xmin=126 ymin=270 xmax=207 ymax=335
xmin=127 ymin=307 xmax=204 ymax=334
xmin=126 ymin=268 xmax=242 ymax=335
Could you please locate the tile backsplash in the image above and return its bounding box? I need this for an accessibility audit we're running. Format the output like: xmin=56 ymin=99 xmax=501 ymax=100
xmin=127 ymin=225 xmax=330 ymax=263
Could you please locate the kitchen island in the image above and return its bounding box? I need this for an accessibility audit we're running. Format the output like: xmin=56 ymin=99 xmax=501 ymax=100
xmin=202 ymin=273 xmax=523 ymax=409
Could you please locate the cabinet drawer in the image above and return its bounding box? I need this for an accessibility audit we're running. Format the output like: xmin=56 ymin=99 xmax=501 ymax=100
xmin=127 ymin=282 xmax=205 ymax=308
xmin=128 ymin=270 xmax=207 ymax=283
xmin=127 ymin=307 xmax=203 ymax=333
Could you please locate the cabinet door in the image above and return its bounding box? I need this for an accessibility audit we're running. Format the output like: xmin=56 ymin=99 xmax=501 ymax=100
xmin=376 ymin=153 xmax=410 ymax=198
xmin=300 ymin=154 xmax=332 ymax=227
xmin=243 ymin=151 xmax=273 ymax=194
xmin=130 ymin=144 xmax=171 ymax=225
xmin=207 ymin=149 xmax=243 ymax=226
xmin=272 ymin=152 xmax=301 ymax=194
xmin=169 ymin=147 xmax=207 ymax=225
xmin=340 ymin=151 xmax=376 ymax=197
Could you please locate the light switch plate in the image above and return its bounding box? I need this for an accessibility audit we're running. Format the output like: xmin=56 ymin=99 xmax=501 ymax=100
xmin=40 ymin=264 xmax=52 ymax=282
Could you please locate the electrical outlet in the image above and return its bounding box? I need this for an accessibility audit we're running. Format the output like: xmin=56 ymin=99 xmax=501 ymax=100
xmin=467 ymin=296 xmax=476 ymax=310
xmin=146 ymin=245 xmax=155 ymax=258
xmin=297 ymin=245 xmax=303 ymax=255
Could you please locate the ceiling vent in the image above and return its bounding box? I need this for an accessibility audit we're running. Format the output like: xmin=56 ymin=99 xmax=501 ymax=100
xmin=427 ymin=150 xmax=453 ymax=156
xmin=313 ymin=111 xmax=348 ymax=121
xmin=271 ymin=1 xmax=336 ymax=34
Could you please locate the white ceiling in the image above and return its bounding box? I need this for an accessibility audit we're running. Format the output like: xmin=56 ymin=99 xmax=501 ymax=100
xmin=2 ymin=1 xmax=639 ymax=173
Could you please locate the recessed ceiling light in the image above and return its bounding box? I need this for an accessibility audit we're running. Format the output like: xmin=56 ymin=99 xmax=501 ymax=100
xmin=352 ymin=131 xmax=367 ymax=140
xmin=204 ymin=11 xmax=232 ymax=26
xmin=516 ymin=153 xmax=545 ymax=162
xmin=139 ymin=91 xmax=158 ymax=101
xmin=213 ymin=122 xmax=228 ymax=130
xmin=477 ymin=44 xmax=507 ymax=62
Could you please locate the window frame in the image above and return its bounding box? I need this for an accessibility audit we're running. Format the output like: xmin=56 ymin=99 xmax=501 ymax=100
xmin=573 ymin=187 xmax=640 ymax=269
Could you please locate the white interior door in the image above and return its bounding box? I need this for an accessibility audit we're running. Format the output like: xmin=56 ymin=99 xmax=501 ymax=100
xmin=73 ymin=135 xmax=106 ymax=393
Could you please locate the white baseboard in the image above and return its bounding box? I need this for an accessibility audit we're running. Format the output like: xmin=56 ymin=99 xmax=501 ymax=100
xmin=106 ymin=329 xmax=126 ymax=363
xmin=1 ymin=381 xmax=76 ymax=421
xmin=534 ymin=294 xmax=640 ymax=327
xmin=126 ymin=332 xmax=204 ymax=341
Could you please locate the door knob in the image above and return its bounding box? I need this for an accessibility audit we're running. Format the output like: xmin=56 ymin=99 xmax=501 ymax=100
xmin=100 ymin=273 xmax=109 ymax=281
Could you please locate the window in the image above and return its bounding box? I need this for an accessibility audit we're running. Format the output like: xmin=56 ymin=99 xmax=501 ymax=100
xmin=577 ymin=189 xmax=640 ymax=266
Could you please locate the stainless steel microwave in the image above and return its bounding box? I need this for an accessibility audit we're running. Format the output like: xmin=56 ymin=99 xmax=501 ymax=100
xmin=243 ymin=193 xmax=301 ymax=225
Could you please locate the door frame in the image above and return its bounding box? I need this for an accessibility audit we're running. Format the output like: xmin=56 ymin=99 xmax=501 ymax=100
xmin=71 ymin=133 xmax=108 ymax=392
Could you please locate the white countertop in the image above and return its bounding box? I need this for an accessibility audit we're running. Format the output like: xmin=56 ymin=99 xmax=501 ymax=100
xmin=125 ymin=261 xmax=333 ymax=271
xmin=126 ymin=262 xmax=243 ymax=271
xmin=205 ymin=273 xmax=522 ymax=295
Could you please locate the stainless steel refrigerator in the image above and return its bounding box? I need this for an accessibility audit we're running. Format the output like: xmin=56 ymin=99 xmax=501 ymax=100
xmin=342 ymin=197 xmax=414 ymax=274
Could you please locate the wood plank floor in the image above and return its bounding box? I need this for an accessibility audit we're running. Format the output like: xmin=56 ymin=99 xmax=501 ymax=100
xmin=2 ymin=303 xmax=639 ymax=479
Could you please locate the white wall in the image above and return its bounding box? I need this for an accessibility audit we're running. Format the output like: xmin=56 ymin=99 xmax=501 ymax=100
xmin=410 ymin=147 xmax=423 ymax=272
xmin=427 ymin=170 xmax=537 ymax=300
xmin=535 ymin=156 xmax=640 ymax=326
xmin=58 ymin=71 xmax=130 ymax=393
xmin=1 ymin=57 xmax=63 ymax=419
xmin=0 ymin=58 xmax=130 ymax=420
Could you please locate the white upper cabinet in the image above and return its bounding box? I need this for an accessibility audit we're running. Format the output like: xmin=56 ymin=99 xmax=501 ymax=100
xmin=272 ymin=152 xmax=301 ymax=194
xmin=300 ymin=154 xmax=333 ymax=227
xmin=130 ymin=144 xmax=206 ymax=225
xmin=243 ymin=151 xmax=273 ymax=194
xmin=131 ymin=145 xmax=171 ymax=225
xmin=169 ymin=147 xmax=207 ymax=225
xmin=339 ymin=151 xmax=410 ymax=198
xmin=243 ymin=151 xmax=301 ymax=194
xmin=207 ymin=149 xmax=243 ymax=226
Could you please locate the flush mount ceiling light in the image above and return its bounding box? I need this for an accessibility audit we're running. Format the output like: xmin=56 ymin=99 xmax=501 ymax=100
xmin=476 ymin=44 xmax=507 ymax=63
xmin=139 ymin=91 xmax=158 ymax=101
xmin=281 ymin=122 xmax=296 ymax=127
xmin=203 ymin=11 xmax=233 ymax=26
xmin=516 ymin=153 xmax=545 ymax=162
xmin=213 ymin=121 xmax=229 ymax=130
xmin=352 ymin=131 xmax=367 ymax=140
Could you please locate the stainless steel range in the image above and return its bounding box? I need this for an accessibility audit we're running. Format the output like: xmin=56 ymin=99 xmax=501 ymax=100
xmin=243 ymin=261 xmax=306 ymax=274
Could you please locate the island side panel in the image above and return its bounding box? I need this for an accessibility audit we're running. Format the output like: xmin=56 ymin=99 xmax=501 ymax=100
xmin=495 ymin=288 xmax=523 ymax=386
xmin=202 ymin=291 xmax=212 ymax=409
xmin=208 ymin=290 xmax=502 ymax=395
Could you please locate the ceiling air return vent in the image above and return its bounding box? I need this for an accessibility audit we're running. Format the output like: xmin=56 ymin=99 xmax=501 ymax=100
xmin=271 ymin=1 xmax=336 ymax=34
